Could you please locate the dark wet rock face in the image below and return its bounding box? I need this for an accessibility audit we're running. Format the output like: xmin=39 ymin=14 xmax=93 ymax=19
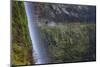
xmin=30 ymin=2 xmax=96 ymax=23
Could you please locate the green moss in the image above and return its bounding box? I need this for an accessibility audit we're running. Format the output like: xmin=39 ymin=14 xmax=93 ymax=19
xmin=40 ymin=23 xmax=96 ymax=63
xmin=11 ymin=1 xmax=34 ymax=65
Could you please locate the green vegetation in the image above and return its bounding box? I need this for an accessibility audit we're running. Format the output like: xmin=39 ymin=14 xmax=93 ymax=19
xmin=12 ymin=1 xmax=34 ymax=65
xmin=40 ymin=23 xmax=96 ymax=63
xmin=11 ymin=1 xmax=96 ymax=65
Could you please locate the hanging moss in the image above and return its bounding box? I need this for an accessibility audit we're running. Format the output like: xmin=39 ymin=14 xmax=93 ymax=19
xmin=11 ymin=1 xmax=34 ymax=65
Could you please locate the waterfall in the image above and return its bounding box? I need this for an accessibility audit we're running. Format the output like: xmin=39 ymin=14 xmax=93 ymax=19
xmin=24 ymin=2 xmax=51 ymax=64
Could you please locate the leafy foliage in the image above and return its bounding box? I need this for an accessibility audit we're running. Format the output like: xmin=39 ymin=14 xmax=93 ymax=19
xmin=11 ymin=1 xmax=34 ymax=65
xmin=40 ymin=23 xmax=96 ymax=63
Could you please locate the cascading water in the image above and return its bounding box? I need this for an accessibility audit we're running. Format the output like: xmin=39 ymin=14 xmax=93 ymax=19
xmin=24 ymin=2 xmax=51 ymax=64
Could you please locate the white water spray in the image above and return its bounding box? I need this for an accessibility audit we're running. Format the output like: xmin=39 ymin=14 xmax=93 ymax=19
xmin=24 ymin=2 xmax=51 ymax=64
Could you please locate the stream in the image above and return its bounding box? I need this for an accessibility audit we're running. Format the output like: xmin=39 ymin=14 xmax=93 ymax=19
xmin=24 ymin=2 xmax=51 ymax=64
